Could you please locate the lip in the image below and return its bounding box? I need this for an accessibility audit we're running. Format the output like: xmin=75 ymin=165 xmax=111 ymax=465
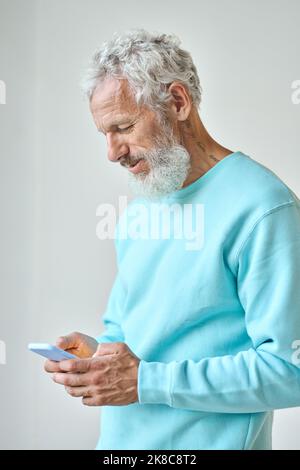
xmin=127 ymin=159 xmax=146 ymax=174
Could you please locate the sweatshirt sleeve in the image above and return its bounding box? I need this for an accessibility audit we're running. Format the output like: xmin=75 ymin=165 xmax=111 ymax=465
xmin=96 ymin=222 xmax=126 ymax=344
xmin=137 ymin=201 xmax=300 ymax=412
xmin=95 ymin=270 xmax=126 ymax=344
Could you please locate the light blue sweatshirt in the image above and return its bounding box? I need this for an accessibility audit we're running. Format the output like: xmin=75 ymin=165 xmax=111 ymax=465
xmin=95 ymin=150 xmax=300 ymax=450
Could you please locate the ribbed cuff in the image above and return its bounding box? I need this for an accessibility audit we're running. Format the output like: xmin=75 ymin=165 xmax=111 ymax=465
xmin=137 ymin=360 xmax=173 ymax=406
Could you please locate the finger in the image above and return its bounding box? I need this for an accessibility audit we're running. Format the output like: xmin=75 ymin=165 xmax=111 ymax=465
xmin=58 ymin=358 xmax=91 ymax=373
xmin=52 ymin=372 xmax=89 ymax=387
xmin=44 ymin=359 xmax=63 ymax=373
xmin=82 ymin=396 xmax=99 ymax=406
xmin=65 ymin=386 xmax=92 ymax=398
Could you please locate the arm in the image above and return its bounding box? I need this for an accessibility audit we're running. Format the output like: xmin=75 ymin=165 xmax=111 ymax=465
xmin=96 ymin=269 xmax=126 ymax=344
xmin=138 ymin=201 xmax=300 ymax=413
xmin=96 ymin=219 xmax=126 ymax=345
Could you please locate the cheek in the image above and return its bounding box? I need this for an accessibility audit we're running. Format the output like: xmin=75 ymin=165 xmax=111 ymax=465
xmin=135 ymin=127 xmax=158 ymax=148
xmin=129 ymin=134 xmax=154 ymax=151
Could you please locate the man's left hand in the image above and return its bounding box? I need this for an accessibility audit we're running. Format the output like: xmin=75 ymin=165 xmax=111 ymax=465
xmin=51 ymin=342 xmax=141 ymax=406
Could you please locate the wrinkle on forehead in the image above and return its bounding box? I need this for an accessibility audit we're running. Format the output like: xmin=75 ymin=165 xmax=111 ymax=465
xmin=90 ymin=77 xmax=139 ymax=121
xmin=89 ymin=76 xmax=159 ymax=137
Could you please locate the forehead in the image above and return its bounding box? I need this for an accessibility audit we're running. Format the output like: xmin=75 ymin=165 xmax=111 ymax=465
xmin=89 ymin=77 xmax=138 ymax=122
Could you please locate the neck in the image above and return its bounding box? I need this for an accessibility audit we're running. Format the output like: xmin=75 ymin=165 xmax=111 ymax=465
xmin=178 ymin=107 xmax=233 ymax=188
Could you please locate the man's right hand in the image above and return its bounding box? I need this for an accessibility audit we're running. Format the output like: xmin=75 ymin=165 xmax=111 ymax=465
xmin=44 ymin=332 xmax=98 ymax=373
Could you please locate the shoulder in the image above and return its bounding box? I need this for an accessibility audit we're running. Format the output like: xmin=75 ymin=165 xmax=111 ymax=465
xmin=231 ymin=152 xmax=299 ymax=210
xmin=217 ymin=152 xmax=300 ymax=269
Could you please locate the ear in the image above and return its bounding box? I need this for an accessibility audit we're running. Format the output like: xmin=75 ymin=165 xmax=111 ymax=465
xmin=168 ymin=81 xmax=192 ymax=122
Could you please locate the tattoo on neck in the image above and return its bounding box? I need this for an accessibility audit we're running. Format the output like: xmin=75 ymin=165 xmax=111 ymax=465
xmin=196 ymin=142 xmax=206 ymax=152
xmin=208 ymin=154 xmax=220 ymax=163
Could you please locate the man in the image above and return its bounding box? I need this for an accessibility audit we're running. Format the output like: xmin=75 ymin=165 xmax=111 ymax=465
xmin=44 ymin=29 xmax=300 ymax=450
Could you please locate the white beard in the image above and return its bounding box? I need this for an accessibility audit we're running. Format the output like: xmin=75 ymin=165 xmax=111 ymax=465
xmin=127 ymin=143 xmax=191 ymax=201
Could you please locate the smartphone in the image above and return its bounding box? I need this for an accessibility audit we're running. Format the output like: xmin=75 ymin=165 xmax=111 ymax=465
xmin=28 ymin=343 xmax=77 ymax=362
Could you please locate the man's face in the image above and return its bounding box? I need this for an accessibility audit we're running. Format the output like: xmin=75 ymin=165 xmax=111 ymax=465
xmin=90 ymin=76 xmax=191 ymax=200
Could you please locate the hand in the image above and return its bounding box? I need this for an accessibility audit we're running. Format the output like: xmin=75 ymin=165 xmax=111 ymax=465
xmin=51 ymin=342 xmax=141 ymax=406
xmin=44 ymin=331 xmax=98 ymax=373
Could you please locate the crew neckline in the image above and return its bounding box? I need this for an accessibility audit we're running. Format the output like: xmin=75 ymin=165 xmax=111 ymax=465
xmin=157 ymin=150 xmax=244 ymax=202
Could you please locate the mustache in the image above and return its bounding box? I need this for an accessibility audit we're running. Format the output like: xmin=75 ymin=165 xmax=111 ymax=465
xmin=120 ymin=156 xmax=144 ymax=168
xmin=119 ymin=127 xmax=180 ymax=168
xmin=120 ymin=137 xmax=183 ymax=168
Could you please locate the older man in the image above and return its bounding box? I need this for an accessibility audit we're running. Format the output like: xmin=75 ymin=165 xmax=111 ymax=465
xmin=45 ymin=29 xmax=300 ymax=450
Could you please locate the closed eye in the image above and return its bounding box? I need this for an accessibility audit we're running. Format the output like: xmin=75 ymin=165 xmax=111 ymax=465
xmin=117 ymin=124 xmax=135 ymax=133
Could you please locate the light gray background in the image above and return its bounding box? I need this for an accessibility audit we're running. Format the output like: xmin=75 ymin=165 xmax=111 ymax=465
xmin=0 ymin=0 xmax=299 ymax=450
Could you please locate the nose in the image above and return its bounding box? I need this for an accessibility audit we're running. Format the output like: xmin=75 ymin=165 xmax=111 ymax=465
xmin=106 ymin=133 xmax=130 ymax=163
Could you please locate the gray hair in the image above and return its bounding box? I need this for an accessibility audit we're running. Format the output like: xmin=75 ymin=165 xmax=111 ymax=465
xmin=81 ymin=29 xmax=202 ymax=115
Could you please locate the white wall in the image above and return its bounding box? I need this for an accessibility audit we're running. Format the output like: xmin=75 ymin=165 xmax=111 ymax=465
xmin=0 ymin=0 xmax=299 ymax=449
xmin=0 ymin=0 xmax=37 ymax=449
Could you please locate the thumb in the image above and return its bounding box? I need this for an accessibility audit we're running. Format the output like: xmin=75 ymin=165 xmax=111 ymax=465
xmin=93 ymin=342 xmax=120 ymax=357
xmin=56 ymin=334 xmax=77 ymax=351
